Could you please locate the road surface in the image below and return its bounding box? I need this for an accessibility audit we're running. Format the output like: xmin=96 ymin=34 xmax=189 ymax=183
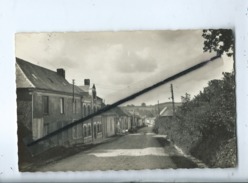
xmin=38 ymin=126 xmax=198 ymax=171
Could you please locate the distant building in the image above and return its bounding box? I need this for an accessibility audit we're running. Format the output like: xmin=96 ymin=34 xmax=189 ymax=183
xmin=159 ymin=106 xmax=174 ymax=118
xmin=101 ymin=109 xmax=117 ymax=137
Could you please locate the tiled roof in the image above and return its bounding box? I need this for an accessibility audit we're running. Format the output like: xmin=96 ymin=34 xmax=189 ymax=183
xmin=16 ymin=58 xmax=83 ymax=95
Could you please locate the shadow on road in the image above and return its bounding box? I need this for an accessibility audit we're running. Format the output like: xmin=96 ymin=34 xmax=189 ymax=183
xmin=19 ymin=135 xmax=122 ymax=172
xmin=155 ymin=137 xmax=171 ymax=147
xmin=154 ymin=136 xmax=199 ymax=168
xmin=170 ymin=155 xmax=198 ymax=168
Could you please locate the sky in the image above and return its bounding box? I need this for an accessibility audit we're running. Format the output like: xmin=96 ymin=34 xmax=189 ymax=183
xmin=15 ymin=30 xmax=233 ymax=105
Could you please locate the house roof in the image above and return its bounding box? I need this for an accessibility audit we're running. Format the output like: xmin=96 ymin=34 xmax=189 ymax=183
xmin=100 ymin=106 xmax=124 ymax=116
xmin=16 ymin=58 xmax=83 ymax=95
xmin=101 ymin=108 xmax=118 ymax=116
xmin=121 ymin=109 xmax=132 ymax=116
xmin=78 ymin=85 xmax=90 ymax=92
xmin=112 ymin=107 xmax=128 ymax=116
xmin=159 ymin=106 xmax=174 ymax=117
xmin=81 ymin=92 xmax=92 ymax=101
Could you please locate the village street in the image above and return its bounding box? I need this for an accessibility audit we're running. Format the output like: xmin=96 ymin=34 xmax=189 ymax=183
xmin=38 ymin=126 xmax=198 ymax=171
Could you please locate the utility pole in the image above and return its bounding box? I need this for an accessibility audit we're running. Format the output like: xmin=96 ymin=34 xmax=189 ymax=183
xmin=72 ymin=79 xmax=76 ymax=139
xmin=157 ymin=100 xmax=160 ymax=117
xmin=133 ymin=109 xmax=135 ymax=128
xmin=170 ymin=83 xmax=175 ymax=117
xmin=72 ymin=79 xmax=75 ymax=103
xmin=90 ymin=85 xmax=94 ymax=142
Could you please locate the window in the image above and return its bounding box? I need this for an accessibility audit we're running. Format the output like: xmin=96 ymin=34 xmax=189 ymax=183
xmin=87 ymin=105 xmax=91 ymax=115
xmin=60 ymin=98 xmax=64 ymax=114
xmin=88 ymin=124 xmax=91 ymax=136
xmin=77 ymin=124 xmax=82 ymax=138
xmin=97 ymin=122 xmax=102 ymax=133
xmin=42 ymin=96 xmax=49 ymax=114
xmin=99 ymin=123 xmax=102 ymax=132
xmin=84 ymin=125 xmax=87 ymax=137
xmin=83 ymin=105 xmax=86 ymax=117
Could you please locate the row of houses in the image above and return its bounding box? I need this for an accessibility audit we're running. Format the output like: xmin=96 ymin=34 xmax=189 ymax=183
xmin=16 ymin=58 xmax=143 ymax=155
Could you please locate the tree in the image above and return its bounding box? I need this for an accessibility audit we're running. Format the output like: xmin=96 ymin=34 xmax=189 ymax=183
xmin=202 ymin=29 xmax=234 ymax=57
xmin=141 ymin=102 xmax=146 ymax=107
xmin=181 ymin=93 xmax=191 ymax=103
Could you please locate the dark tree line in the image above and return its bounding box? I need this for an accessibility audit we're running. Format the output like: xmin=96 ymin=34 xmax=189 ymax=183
xmin=176 ymin=71 xmax=236 ymax=140
xmin=174 ymin=29 xmax=236 ymax=139
xmin=153 ymin=29 xmax=236 ymax=167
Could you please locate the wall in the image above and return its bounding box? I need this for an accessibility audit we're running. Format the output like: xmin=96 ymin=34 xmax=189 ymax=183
xmin=17 ymin=88 xmax=113 ymax=154
xmin=16 ymin=89 xmax=32 ymax=131
xmin=102 ymin=115 xmax=115 ymax=137
xmin=30 ymin=90 xmax=104 ymax=150
xmin=16 ymin=89 xmax=33 ymax=163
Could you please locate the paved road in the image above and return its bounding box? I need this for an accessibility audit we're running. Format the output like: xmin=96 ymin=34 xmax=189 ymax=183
xmin=39 ymin=126 xmax=198 ymax=171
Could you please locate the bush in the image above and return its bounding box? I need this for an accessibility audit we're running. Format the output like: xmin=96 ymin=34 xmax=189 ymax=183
xmin=155 ymin=72 xmax=237 ymax=167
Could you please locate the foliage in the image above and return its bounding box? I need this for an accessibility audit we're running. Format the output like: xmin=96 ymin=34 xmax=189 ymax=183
xmin=202 ymin=29 xmax=234 ymax=57
xmin=154 ymin=72 xmax=236 ymax=166
xmin=176 ymin=72 xmax=236 ymax=139
xmin=126 ymin=104 xmax=135 ymax=107
xmin=141 ymin=102 xmax=146 ymax=107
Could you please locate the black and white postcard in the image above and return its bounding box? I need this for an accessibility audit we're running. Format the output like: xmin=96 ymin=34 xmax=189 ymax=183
xmin=15 ymin=30 xmax=236 ymax=172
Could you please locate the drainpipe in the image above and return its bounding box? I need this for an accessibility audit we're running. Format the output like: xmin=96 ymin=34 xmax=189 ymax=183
xmin=31 ymin=91 xmax=34 ymax=140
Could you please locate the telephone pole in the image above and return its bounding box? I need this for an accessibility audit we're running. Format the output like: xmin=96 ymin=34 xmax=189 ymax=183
xmin=72 ymin=79 xmax=75 ymax=102
xmin=157 ymin=100 xmax=160 ymax=117
xmin=170 ymin=83 xmax=175 ymax=116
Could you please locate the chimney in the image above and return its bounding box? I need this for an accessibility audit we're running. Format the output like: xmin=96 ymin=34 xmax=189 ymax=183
xmin=92 ymin=84 xmax=96 ymax=99
xmin=57 ymin=68 xmax=65 ymax=79
xmin=84 ymin=79 xmax=90 ymax=86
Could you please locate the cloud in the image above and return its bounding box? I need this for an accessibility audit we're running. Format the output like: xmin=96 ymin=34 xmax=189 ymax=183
xmin=109 ymin=74 xmax=134 ymax=86
xmin=15 ymin=31 xmax=233 ymax=105
xmin=113 ymin=49 xmax=158 ymax=73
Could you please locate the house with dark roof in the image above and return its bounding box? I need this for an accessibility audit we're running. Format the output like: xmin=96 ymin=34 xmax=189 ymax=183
xmin=159 ymin=106 xmax=174 ymax=117
xmin=112 ymin=107 xmax=130 ymax=133
xmin=121 ymin=109 xmax=132 ymax=130
xmin=155 ymin=105 xmax=178 ymax=128
xmin=16 ymin=58 xmax=104 ymax=153
xmin=101 ymin=106 xmax=133 ymax=136
xmin=101 ymin=109 xmax=118 ymax=137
